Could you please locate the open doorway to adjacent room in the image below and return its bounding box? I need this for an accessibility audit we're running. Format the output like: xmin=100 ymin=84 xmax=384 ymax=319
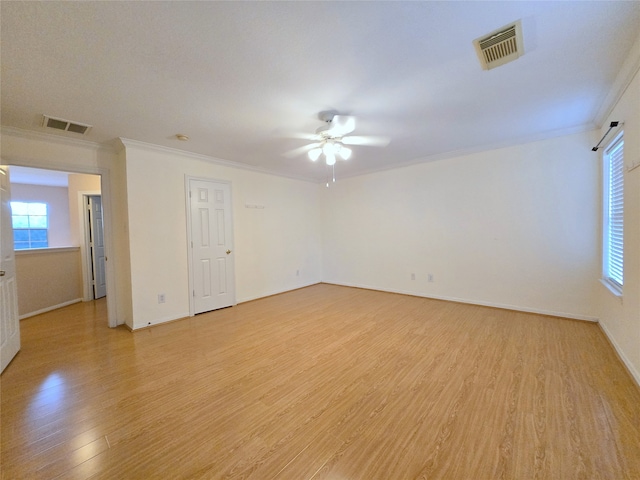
xmin=8 ymin=166 xmax=107 ymax=318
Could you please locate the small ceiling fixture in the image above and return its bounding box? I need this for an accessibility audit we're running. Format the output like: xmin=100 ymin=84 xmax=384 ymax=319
xmin=473 ymin=20 xmax=524 ymax=70
xmin=176 ymin=134 xmax=189 ymax=141
xmin=42 ymin=115 xmax=91 ymax=135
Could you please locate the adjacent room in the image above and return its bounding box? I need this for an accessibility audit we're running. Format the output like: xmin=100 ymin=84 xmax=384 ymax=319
xmin=8 ymin=167 xmax=104 ymax=319
xmin=1 ymin=1 xmax=639 ymax=478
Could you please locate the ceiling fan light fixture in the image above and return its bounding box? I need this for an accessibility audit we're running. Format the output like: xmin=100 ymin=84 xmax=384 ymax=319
xmin=323 ymin=141 xmax=336 ymax=156
xmin=325 ymin=153 xmax=336 ymax=166
xmin=289 ymin=112 xmax=390 ymax=183
xmin=339 ymin=146 xmax=352 ymax=160
xmin=308 ymin=148 xmax=322 ymax=161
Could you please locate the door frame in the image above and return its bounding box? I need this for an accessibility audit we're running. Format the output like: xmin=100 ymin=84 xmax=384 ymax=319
xmin=184 ymin=175 xmax=236 ymax=317
xmin=78 ymin=191 xmax=102 ymax=301
xmin=1 ymin=157 xmax=118 ymax=328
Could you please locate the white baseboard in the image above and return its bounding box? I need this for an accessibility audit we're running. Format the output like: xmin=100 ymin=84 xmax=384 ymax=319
xmin=323 ymin=281 xmax=599 ymax=322
xmin=130 ymin=283 xmax=322 ymax=330
xmin=131 ymin=312 xmax=190 ymax=330
xmin=237 ymin=281 xmax=321 ymax=304
xmin=598 ymin=321 xmax=640 ymax=388
xmin=19 ymin=298 xmax=83 ymax=320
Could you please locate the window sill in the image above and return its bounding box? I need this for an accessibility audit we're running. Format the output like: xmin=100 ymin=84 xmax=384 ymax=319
xmin=15 ymin=246 xmax=80 ymax=256
xmin=600 ymin=278 xmax=623 ymax=302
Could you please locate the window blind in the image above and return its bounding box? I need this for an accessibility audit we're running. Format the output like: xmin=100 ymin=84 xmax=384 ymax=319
xmin=604 ymin=135 xmax=624 ymax=288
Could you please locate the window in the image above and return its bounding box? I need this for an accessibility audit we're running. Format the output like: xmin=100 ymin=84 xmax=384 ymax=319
xmin=10 ymin=202 xmax=49 ymax=250
xmin=603 ymin=133 xmax=623 ymax=293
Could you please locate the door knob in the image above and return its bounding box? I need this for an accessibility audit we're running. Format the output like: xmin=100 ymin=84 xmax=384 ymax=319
xmin=226 ymin=250 xmax=232 ymax=255
xmin=0 ymin=271 xmax=5 ymax=276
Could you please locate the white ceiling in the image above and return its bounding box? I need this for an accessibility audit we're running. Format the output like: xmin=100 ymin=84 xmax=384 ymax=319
xmin=2 ymin=1 xmax=639 ymax=182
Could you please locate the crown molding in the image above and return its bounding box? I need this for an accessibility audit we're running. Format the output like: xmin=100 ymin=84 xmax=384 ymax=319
xmin=118 ymin=137 xmax=317 ymax=183
xmin=3 ymin=120 xmax=601 ymax=186
xmin=1 ymin=126 xmax=116 ymax=152
xmin=338 ymin=123 xmax=597 ymax=181
xmin=594 ymin=32 xmax=640 ymax=127
xmin=1 ymin=127 xmax=316 ymax=183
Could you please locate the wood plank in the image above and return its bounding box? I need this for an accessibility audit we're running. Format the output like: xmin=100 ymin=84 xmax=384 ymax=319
xmin=1 ymin=284 xmax=639 ymax=479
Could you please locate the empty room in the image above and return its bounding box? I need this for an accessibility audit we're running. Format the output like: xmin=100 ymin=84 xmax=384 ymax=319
xmin=1 ymin=1 xmax=639 ymax=479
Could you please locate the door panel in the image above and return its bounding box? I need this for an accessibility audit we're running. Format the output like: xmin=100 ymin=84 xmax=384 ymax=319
xmin=0 ymin=166 xmax=20 ymax=373
xmin=88 ymin=196 xmax=106 ymax=299
xmin=217 ymin=257 xmax=227 ymax=294
xmin=200 ymin=258 xmax=212 ymax=298
xmin=189 ymin=180 xmax=235 ymax=314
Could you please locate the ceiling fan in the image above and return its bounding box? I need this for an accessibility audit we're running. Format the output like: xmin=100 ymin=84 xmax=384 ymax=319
xmin=284 ymin=113 xmax=390 ymax=183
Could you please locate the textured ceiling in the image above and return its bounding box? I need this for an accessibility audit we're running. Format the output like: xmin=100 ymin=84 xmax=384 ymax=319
xmin=2 ymin=1 xmax=639 ymax=182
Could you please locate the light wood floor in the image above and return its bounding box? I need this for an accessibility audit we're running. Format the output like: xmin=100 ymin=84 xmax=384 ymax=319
xmin=2 ymin=284 xmax=639 ymax=479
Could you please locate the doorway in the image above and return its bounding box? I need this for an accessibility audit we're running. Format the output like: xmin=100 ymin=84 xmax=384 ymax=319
xmin=5 ymin=165 xmax=115 ymax=327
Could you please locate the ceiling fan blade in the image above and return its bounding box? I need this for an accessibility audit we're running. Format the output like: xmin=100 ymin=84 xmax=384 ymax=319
xmin=342 ymin=135 xmax=390 ymax=147
xmin=286 ymin=132 xmax=321 ymax=141
xmin=283 ymin=143 xmax=321 ymax=158
xmin=327 ymin=115 xmax=356 ymax=136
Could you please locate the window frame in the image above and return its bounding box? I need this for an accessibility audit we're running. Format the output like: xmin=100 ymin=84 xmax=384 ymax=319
xmin=602 ymin=131 xmax=624 ymax=296
xmin=10 ymin=201 xmax=49 ymax=250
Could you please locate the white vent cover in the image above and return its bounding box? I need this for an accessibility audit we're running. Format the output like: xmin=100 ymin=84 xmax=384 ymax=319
xmin=473 ymin=20 xmax=523 ymax=70
xmin=42 ymin=115 xmax=92 ymax=135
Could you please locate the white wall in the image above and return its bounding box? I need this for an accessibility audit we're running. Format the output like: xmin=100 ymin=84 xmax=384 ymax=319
xmin=15 ymin=247 xmax=82 ymax=318
xmin=322 ymin=130 xmax=600 ymax=320
xmin=111 ymin=147 xmax=134 ymax=328
xmin=10 ymin=183 xmax=73 ymax=247
xmin=1 ymin=128 xmax=603 ymax=331
xmin=596 ymin=56 xmax=640 ymax=384
xmin=122 ymin=141 xmax=322 ymax=329
xmin=67 ymin=173 xmax=101 ymax=246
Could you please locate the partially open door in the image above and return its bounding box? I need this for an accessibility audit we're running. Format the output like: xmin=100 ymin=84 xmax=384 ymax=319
xmin=0 ymin=166 xmax=20 ymax=373
xmin=88 ymin=195 xmax=106 ymax=299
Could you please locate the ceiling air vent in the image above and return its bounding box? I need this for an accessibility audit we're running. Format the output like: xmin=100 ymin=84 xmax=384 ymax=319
xmin=42 ymin=115 xmax=92 ymax=135
xmin=473 ymin=20 xmax=523 ymax=70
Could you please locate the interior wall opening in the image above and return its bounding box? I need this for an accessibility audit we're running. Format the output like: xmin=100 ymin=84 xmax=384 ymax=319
xmin=7 ymin=165 xmax=110 ymax=324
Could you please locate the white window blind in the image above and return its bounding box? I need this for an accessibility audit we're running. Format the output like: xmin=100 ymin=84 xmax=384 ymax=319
xmin=603 ymin=134 xmax=623 ymax=290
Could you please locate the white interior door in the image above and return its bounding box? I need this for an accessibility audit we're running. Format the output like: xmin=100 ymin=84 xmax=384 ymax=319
xmin=0 ymin=166 xmax=20 ymax=373
xmin=188 ymin=179 xmax=235 ymax=314
xmin=88 ymin=195 xmax=106 ymax=299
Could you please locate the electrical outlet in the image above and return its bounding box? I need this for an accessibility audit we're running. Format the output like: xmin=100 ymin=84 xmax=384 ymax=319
xmin=296 ymin=269 xmax=300 ymax=277
xmin=411 ymin=273 xmax=415 ymax=280
xmin=428 ymin=274 xmax=434 ymax=283
xmin=158 ymin=294 xmax=166 ymax=304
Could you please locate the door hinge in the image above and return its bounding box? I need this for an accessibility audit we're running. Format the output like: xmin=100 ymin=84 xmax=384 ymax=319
xmin=193 ymin=290 xmax=195 ymax=297
xmin=191 ymin=241 xmax=193 ymax=248
xmin=189 ymin=191 xmax=192 ymax=198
